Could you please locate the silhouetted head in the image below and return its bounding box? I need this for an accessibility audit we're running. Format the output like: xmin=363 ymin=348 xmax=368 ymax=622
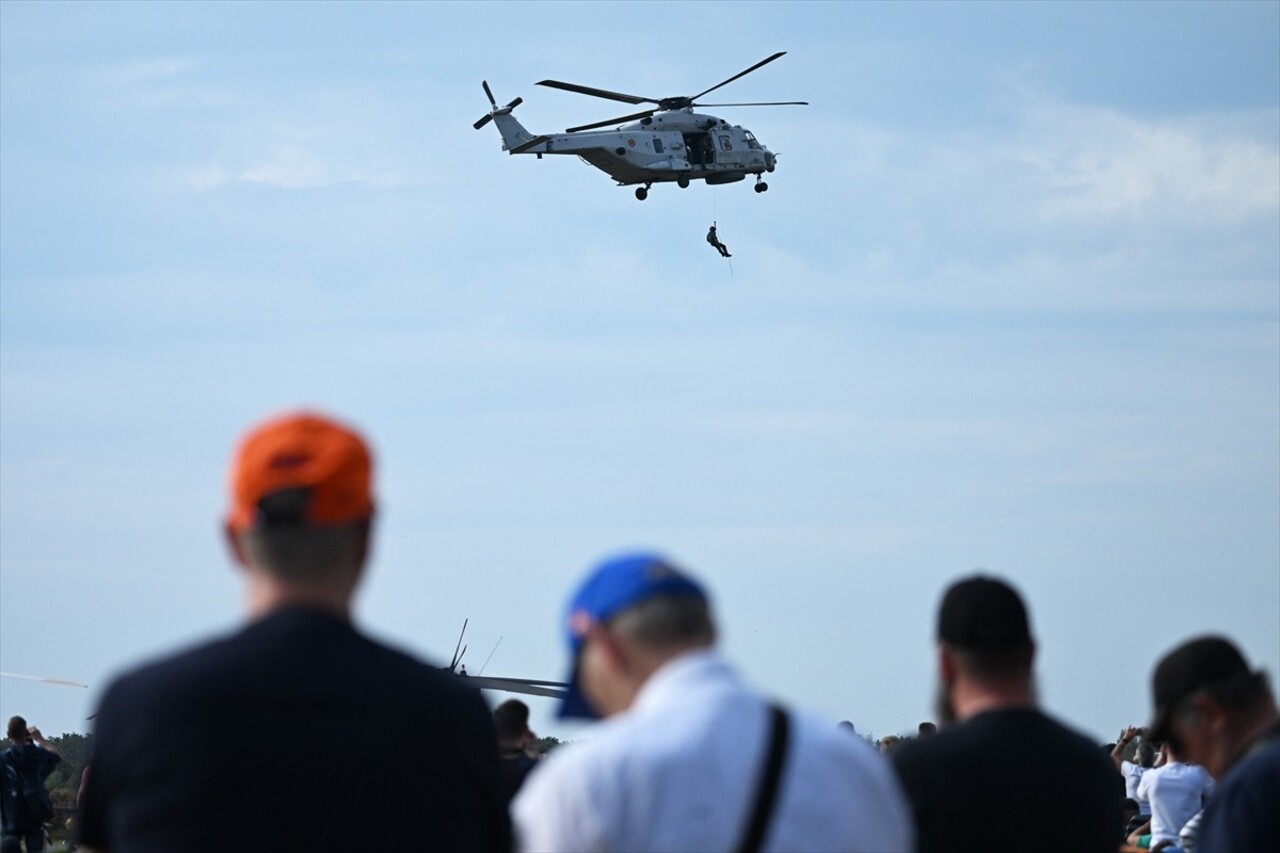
xmin=6 ymin=716 xmax=28 ymax=742
xmin=494 ymin=699 xmax=532 ymax=742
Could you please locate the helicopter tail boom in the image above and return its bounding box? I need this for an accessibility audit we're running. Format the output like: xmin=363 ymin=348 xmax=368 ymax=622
xmin=474 ymin=81 xmax=548 ymax=155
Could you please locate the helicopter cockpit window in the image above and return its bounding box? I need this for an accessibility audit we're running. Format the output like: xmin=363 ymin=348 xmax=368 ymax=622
xmin=744 ymin=131 xmax=761 ymax=149
xmin=719 ymin=135 xmax=732 ymax=151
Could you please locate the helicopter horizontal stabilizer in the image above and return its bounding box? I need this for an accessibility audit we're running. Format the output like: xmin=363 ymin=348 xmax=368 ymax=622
xmin=509 ymin=135 xmax=552 ymax=155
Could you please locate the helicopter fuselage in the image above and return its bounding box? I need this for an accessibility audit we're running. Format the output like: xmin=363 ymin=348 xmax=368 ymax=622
xmin=513 ymin=110 xmax=775 ymax=186
xmin=484 ymin=103 xmax=778 ymax=199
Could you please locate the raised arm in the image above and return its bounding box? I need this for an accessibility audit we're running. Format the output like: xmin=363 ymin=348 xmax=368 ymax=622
xmin=28 ymin=726 xmax=61 ymax=758
xmin=1110 ymin=725 xmax=1141 ymax=771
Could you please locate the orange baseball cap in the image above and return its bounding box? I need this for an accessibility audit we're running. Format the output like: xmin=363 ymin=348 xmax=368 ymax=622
xmin=226 ymin=411 xmax=375 ymax=532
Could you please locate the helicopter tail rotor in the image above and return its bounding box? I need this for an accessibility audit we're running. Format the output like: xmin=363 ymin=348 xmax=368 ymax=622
xmin=474 ymin=80 xmax=524 ymax=130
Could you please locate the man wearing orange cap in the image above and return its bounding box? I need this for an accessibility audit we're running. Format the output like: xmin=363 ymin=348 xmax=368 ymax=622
xmin=77 ymin=412 xmax=511 ymax=853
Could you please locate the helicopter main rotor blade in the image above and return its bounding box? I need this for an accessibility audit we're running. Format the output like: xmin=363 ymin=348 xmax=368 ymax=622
xmin=482 ymin=80 xmax=497 ymax=108
xmin=692 ymin=101 xmax=809 ymax=107
xmin=449 ymin=618 xmax=468 ymax=671
xmin=566 ymin=109 xmax=657 ymax=133
xmin=478 ymin=636 xmax=503 ymax=677
xmin=691 ymin=51 xmax=787 ymax=102
xmin=537 ymin=79 xmax=655 ymax=106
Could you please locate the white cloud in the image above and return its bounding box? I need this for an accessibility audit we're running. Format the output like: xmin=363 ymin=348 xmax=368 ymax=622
xmin=90 ymin=58 xmax=195 ymax=86
xmin=176 ymin=147 xmax=414 ymax=191
xmin=239 ymin=147 xmax=336 ymax=189
xmin=1013 ymin=101 xmax=1279 ymax=222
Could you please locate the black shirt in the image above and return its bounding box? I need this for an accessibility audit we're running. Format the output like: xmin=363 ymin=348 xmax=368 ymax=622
xmin=891 ymin=708 xmax=1122 ymax=853
xmin=499 ymin=750 xmax=537 ymax=804
xmin=79 ymin=607 xmax=511 ymax=852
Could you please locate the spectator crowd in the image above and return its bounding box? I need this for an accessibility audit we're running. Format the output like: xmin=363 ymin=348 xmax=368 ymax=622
xmin=3 ymin=409 xmax=1277 ymax=852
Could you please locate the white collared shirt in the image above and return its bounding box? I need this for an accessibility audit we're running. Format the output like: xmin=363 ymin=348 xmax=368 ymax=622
xmin=512 ymin=649 xmax=913 ymax=852
xmin=1137 ymin=761 xmax=1215 ymax=845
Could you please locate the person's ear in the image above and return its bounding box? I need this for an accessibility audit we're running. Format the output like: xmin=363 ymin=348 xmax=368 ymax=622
xmin=1190 ymin=693 xmax=1226 ymax=736
xmin=939 ymin=645 xmax=957 ymax=682
xmin=224 ymin=524 xmax=249 ymax=570
xmin=356 ymin=514 xmax=373 ymax=562
xmin=586 ymin=622 xmax=628 ymax=673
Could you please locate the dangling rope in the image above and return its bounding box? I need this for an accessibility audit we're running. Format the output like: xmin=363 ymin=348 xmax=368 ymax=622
xmin=711 ymin=186 xmax=731 ymax=275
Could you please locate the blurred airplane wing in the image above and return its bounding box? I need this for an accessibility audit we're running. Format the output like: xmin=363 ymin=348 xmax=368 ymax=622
xmin=0 ymin=671 xmax=88 ymax=688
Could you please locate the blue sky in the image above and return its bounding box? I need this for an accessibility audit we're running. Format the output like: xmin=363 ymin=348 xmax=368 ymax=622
xmin=2 ymin=1 xmax=1277 ymax=745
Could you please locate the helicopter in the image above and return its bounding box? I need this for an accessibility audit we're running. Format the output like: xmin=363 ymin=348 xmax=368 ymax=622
xmin=473 ymin=52 xmax=807 ymax=200
xmin=441 ymin=619 xmax=567 ymax=701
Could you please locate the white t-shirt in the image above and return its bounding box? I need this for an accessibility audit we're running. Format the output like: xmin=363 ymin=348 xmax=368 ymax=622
xmin=1136 ymin=761 xmax=1215 ymax=845
xmin=512 ymin=649 xmax=913 ymax=852
xmin=1121 ymin=759 xmax=1151 ymax=815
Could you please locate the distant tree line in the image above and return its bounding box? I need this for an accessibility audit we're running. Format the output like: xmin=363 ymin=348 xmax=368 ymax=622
xmin=534 ymin=735 xmax=563 ymax=755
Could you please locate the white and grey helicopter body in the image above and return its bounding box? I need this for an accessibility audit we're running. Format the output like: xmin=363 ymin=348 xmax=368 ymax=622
xmin=474 ymin=52 xmax=806 ymax=200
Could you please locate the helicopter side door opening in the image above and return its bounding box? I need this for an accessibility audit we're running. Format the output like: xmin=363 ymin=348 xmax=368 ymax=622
xmin=682 ymin=131 xmax=715 ymax=168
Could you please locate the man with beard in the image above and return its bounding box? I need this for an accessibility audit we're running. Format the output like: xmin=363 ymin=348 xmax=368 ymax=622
xmin=891 ymin=575 xmax=1122 ymax=853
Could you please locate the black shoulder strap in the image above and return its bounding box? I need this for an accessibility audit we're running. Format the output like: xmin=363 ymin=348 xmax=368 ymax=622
xmin=736 ymin=703 xmax=791 ymax=853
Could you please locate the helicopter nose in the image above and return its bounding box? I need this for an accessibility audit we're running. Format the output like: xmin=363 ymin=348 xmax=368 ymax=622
xmin=764 ymin=150 xmax=776 ymax=172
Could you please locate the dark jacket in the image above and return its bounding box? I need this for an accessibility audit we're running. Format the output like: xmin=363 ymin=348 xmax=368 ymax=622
xmin=1 ymin=743 xmax=60 ymax=833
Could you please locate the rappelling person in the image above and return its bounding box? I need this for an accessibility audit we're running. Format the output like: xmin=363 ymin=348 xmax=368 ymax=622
xmin=706 ymin=222 xmax=732 ymax=258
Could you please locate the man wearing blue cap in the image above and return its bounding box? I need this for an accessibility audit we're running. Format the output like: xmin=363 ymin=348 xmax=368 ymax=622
xmin=511 ymin=552 xmax=912 ymax=852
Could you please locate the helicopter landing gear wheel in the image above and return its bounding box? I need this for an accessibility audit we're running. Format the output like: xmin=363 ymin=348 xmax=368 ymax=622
xmin=635 ymin=186 xmax=649 ymax=201
xmin=754 ymin=181 xmax=769 ymax=194
xmin=677 ymin=176 xmax=690 ymax=189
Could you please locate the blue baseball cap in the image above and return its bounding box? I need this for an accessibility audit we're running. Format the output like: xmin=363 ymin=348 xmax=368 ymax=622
xmin=559 ymin=551 xmax=708 ymax=719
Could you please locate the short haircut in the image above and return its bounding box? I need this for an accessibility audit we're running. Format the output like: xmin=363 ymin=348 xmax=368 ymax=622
xmin=947 ymin=642 xmax=1034 ymax=681
xmin=237 ymin=519 xmax=369 ymax=582
xmin=494 ymin=700 xmax=530 ymax=740
xmin=7 ymin=716 xmax=27 ymax=740
xmin=1136 ymin=741 xmax=1156 ymax=767
xmin=609 ymin=593 xmax=716 ymax=651
xmin=1196 ymin=670 xmax=1274 ymax=713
